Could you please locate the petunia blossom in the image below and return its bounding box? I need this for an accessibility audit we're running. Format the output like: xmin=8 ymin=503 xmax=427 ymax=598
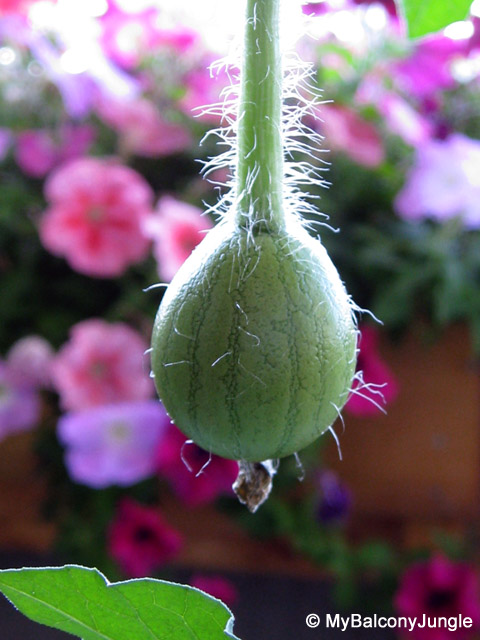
xmin=15 ymin=130 xmax=57 ymax=178
xmin=39 ymin=157 xmax=153 ymax=277
xmin=393 ymin=35 xmax=465 ymax=100
xmin=143 ymin=196 xmax=213 ymax=281
xmin=14 ymin=125 xmax=95 ymax=178
xmin=395 ymin=134 xmax=480 ymax=229
xmin=108 ymin=498 xmax=183 ymax=578
xmin=345 ymin=325 xmax=398 ymax=416
xmin=395 ymin=555 xmax=480 ymax=640
xmin=51 ymin=319 xmax=153 ymax=412
xmin=191 ymin=575 xmax=238 ymax=607
xmin=7 ymin=335 xmax=54 ymax=389
xmin=0 ymin=361 xmax=40 ymax=442
xmin=99 ymin=3 xmax=197 ymax=69
xmin=179 ymin=59 xmax=232 ymax=123
xmin=96 ymin=96 xmax=191 ymax=158
xmin=317 ymin=104 xmax=384 ymax=168
xmin=57 ymin=401 xmax=169 ymax=488
xmin=156 ymin=425 xmax=238 ymax=506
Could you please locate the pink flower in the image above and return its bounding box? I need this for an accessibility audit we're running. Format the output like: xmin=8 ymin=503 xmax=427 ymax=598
xmin=99 ymin=3 xmax=197 ymax=69
xmin=345 ymin=325 xmax=398 ymax=417
xmin=51 ymin=319 xmax=152 ymax=411
xmin=0 ymin=361 xmax=40 ymax=441
xmin=108 ymin=498 xmax=183 ymax=578
xmin=57 ymin=401 xmax=169 ymax=488
xmin=14 ymin=126 xmax=95 ymax=178
xmin=144 ymin=196 xmax=213 ymax=281
xmin=318 ymin=105 xmax=384 ymax=168
xmin=191 ymin=575 xmax=238 ymax=607
xmin=395 ymin=555 xmax=480 ymax=640
xmin=7 ymin=335 xmax=54 ymax=389
xmin=395 ymin=134 xmax=480 ymax=229
xmin=156 ymin=425 xmax=238 ymax=506
xmin=378 ymin=93 xmax=433 ymax=147
xmin=96 ymin=96 xmax=191 ymax=158
xmin=39 ymin=157 xmax=153 ymax=277
xmin=0 ymin=0 xmax=34 ymax=14
xmin=179 ymin=60 xmax=232 ymax=122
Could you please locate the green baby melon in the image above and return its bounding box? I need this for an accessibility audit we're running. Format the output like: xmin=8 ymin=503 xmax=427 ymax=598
xmin=151 ymin=218 xmax=357 ymax=462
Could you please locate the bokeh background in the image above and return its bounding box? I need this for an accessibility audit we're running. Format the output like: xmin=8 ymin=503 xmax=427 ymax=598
xmin=1 ymin=0 xmax=480 ymax=638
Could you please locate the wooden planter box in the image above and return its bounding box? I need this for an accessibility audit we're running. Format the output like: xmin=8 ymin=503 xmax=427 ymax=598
xmin=0 ymin=325 xmax=478 ymax=568
xmin=326 ymin=324 xmax=480 ymax=547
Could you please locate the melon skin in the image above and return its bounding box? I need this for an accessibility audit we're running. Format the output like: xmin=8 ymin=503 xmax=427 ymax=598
xmin=151 ymin=218 xmax=357 ymax=462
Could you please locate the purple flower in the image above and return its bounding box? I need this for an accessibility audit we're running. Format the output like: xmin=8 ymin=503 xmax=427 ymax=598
xmin=14 ymin=125 xmax=95 ymax=178
xmin=0 ymin=361 xmax=40 ymax=441
xmin=6 ymin=335 xmax=54 ymax=389
xmin=57 ymin=401 xmax=170 ymax=488
xmin=315 ymin=470 xmax=351 ymax=525
xmin=395 ymin=134 xmax=480 ymax=229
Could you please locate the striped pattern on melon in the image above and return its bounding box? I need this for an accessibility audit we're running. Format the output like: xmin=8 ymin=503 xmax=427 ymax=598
xmin=151 ymin=218 xmax=357 ymax=462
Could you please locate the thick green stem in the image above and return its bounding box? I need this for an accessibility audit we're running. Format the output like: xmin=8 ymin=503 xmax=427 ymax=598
xmin=235 ymin=0 xmax=285 ymax=232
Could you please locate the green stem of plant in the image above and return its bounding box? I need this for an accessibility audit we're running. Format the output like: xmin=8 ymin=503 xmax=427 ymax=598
xmin=235 ymin=0 xmax=285 ymax=232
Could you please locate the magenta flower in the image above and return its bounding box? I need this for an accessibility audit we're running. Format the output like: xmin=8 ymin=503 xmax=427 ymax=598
xmin=96 ymin=96 xmax=191 ymax=158
xmin=99 ymin=3 xmax=197 ymax=69
xmin=0 ymin=361 xmax=40 ymax=442
xmin=318 ymin=105 xmax=384 ymax=168
xmin=108 ymin=498 xmax=183 ymax=578
xmin=57 ymin=401 xmax=169 ymax=488
xmin=395 ymin=555 xmax=480 ymax=640
xmin=156 ymin=425 xmax=238 ymax=506
xmin=395 ymin=134 xmax=480 ymax=229
xmin=191 ymin=575 xmax=238 ymax=607
xmin=345 ymin=325 xmax=398 ymax=417
xmin=7 ymin=335 xmax=54 ymax=389
xmin=144 ymin=196 xmax=213 ymax=281
xmin=39 ymin=157 xmax=153 ymax=277
xmin=51 ymin=319 xmax=153 ymax=412
xmin=393 ymin=35 xmax=465 ymax=100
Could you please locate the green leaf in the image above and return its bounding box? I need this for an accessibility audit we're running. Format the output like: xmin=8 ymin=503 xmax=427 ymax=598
xmin=398 ymin=0 xmax=472 ymax=39
xmin=0 ymin=565 xmax=240 ymax=640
